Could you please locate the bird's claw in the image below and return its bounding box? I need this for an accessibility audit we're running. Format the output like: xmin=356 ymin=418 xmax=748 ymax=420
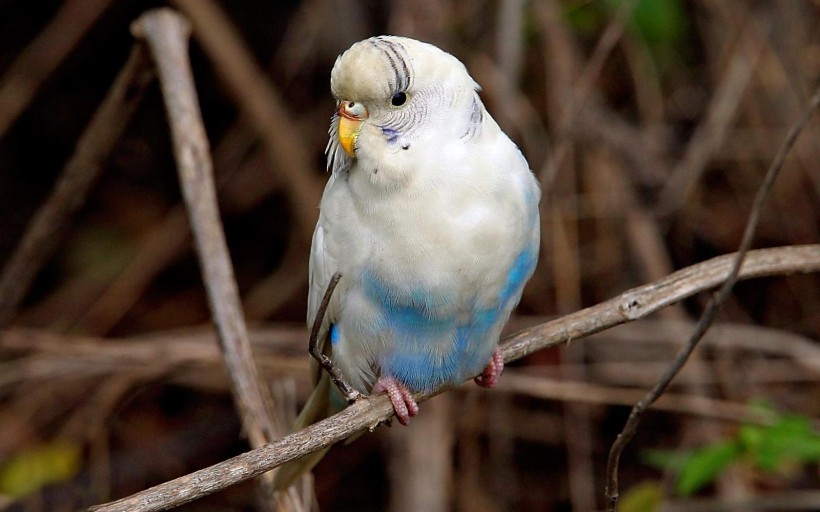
xmin=372 ymin=376 xmax=419 ymax=426
xmin=474 ymin=347 xmax=504 ymax=388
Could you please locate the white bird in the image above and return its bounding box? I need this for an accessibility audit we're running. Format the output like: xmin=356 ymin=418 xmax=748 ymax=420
xmin=274 ymin=35 xmax=540 ymax=489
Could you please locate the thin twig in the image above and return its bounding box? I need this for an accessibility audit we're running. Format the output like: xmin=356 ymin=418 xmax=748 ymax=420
xmin=603 ymin=85 xmax=820 ymax=511
xmin=89 ymin=244 xmax=820 ymax=512
xmin=0 ymin=45 xmax=155 ymax=328
xmin=308 ymin=272 xmax=364 ymax=402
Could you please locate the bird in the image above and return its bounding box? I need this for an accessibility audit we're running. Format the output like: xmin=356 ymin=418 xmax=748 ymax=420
xmin=273 ymin=35 xmax=540 ymax=490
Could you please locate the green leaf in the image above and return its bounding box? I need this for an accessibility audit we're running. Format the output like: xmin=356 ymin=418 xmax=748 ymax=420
xmin=676 ymin=440 xmax=742 ymax=496
xmin=645 ymin=406 xmax=819 ymax=499
xmin=620 ymin=480 xmax=664 ymax=512
xmin=0 ymin=441 xmax=81 ymax=497
xmin=742 ymin=415 xmax=820 ymax=472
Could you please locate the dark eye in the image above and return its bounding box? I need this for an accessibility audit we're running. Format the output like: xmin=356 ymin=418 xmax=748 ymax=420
xmin=391 ymin=91 xmax=407 ymax=107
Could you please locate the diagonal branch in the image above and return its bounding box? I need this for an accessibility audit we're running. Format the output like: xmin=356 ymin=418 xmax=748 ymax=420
xmin=89 ymin=243 xmax=820 ymax=512
xmin=130 ymin=2 xmax=280 ymax=467
xmin=308 ymin=272 xmax=365 ymax=402
xmin=604 ymin=85 xmax=820 ymax=511
xmin=131 ymin=12 xmax=312 ymax=511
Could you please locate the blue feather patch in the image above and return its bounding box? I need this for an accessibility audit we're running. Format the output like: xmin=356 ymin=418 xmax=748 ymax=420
xmin=361 ymin=268 xmax=455 ymax=336
xmin=499 ymin=245 xmax=537 ymax=304
xmin=358 ymin=242 xmax=537 ymax=392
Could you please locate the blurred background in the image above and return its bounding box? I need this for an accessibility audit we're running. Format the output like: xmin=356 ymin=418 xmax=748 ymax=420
xmin=0 ymin=1 xmax=818 ymax=511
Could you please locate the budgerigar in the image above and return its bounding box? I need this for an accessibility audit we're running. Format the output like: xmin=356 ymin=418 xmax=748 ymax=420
xmin=274 ymin=35 xmax=540 ymax=490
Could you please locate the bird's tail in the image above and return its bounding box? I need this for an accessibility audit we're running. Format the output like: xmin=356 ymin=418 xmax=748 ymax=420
xmin=273 ymin=373 xmax=345 ymax=490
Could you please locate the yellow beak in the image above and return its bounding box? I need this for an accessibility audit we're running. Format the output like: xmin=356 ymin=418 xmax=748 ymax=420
xmin=337 ymin=101 xmax=365 ymax=157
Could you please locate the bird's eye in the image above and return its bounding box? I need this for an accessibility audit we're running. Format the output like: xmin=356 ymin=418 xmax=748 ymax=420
xmin=341 ymin=100 xmax=367 ymax=119
xmin=391 ymin=91 xmax=407 ymax=107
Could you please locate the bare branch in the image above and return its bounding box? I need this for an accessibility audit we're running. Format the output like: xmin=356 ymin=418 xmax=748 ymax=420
xmin=131 ymin=2 xmax=280 ymax=459
xmin=89 ymin=244 xmax=820 ymax=512
xmin=308 ymin=272 xmax=364 ymax=402
xmin=604 ymin=85 xmax=820 ymax=511
xmin=131 ymin=12 xmax=313 ymax=510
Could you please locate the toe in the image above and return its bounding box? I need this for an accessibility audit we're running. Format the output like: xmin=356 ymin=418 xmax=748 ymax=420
xmin=474 ymin=348 xmax=504 ymax=389
xmin=374 ymin=376 xmax=418 ymax=425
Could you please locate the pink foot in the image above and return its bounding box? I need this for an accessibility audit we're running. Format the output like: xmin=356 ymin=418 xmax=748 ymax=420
xmin=372 ymin=376 xmax=419 ymax=426
xmin=474 ymin=348 xmax=504 ymax=388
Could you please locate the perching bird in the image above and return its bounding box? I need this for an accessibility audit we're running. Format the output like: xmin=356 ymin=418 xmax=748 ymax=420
xmin=273 ymin=35 xmax=540 ymax=489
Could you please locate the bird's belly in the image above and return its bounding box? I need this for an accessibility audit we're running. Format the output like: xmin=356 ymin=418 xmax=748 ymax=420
xmin=330 ymin=185 xmax=530 ymax=393
xmin=333 ymin=262 xmax=505 ymax=393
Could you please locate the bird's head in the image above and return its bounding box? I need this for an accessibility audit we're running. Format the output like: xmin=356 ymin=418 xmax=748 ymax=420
xmin=326 ymin=36 xmax=482 ymax=182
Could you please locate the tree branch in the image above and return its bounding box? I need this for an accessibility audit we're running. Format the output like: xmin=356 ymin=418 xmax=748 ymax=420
xmin=131 ymin=1 xmax=282 ymax=471
xmin=89 ymin=243 xmax=820 ymax=512
xmin=604 ymin=84 xmax=820 ymax=511
xmin=132 ymin=12 xmax=312 ymax=510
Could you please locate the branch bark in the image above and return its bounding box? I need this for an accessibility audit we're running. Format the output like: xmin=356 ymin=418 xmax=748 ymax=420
xmin=604 ymin=84 xmax=820 ymax=511
xmin=131 ymin=11 xmax=311 ymax=510
xmin=90 ymin=243 xmax=820 ymax=512
xmin=130 ymin=1 xmax=281 ymax=470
